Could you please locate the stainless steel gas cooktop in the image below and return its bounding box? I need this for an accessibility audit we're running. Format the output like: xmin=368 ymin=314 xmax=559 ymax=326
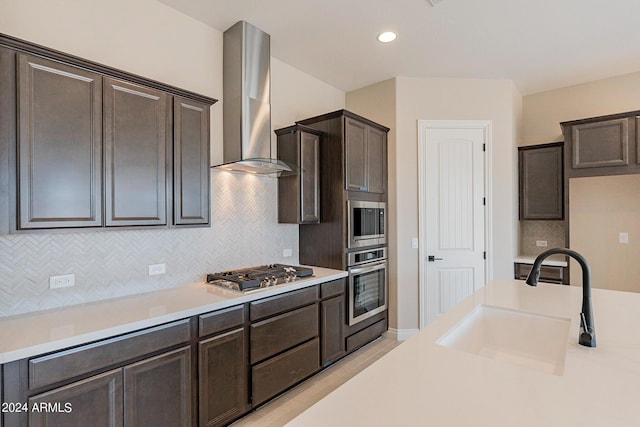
xmin=206 ymin=264 xmax=313 ymax=292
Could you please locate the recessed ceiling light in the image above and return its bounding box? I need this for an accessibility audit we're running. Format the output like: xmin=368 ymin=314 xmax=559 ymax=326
xmin=377 ymin=32 xmax=397 ymax=43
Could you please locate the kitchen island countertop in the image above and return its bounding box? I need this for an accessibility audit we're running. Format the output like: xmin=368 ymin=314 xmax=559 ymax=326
xmin=0 ymin=266 xmax=346 ymax=364
xmin=287 ymin=279 xmax=640 ymax=427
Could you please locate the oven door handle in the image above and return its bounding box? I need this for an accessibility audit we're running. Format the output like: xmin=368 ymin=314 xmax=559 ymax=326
xmin=349 ymin=262 xmax=387 ymax=275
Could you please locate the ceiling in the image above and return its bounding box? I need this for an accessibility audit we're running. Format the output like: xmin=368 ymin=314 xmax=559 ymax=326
xmin=157 ymin=0 xmax=640 ymax=95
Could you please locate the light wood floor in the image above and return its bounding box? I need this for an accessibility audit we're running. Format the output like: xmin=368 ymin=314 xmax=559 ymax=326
xmin=231 ymin=336 xmax=401 ymax=427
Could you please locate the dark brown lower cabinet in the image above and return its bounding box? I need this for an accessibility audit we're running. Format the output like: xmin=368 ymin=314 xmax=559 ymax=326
xmin=199 ymin=328 xmax=247 ymax=427
xmin=26 ymin=347 xmax=192 ymax=427
xmin=1 ymin=280 xmax=363 ymax=427
xmin=28 ymin=369 xmax=123 ymax=427
xmin=320 ymin=295 xmax=345 ymax=367
xmin=123 ymin=347 xmax=191 ymax=427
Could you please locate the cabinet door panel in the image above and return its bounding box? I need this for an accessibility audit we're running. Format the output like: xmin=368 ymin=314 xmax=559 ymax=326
xmin=572 ymin=118 xmax=628 ymax=168
xmin=174 ymin=97 xmax=210 ymax=225
xmin=321 ymin=295 xmax=345 ymax=366
xmin=344 ymin=118 xmax=367 ymax=191
xmin=104 ymin=77 xmax=168 ymax=226
xmin=199 ymin=328 xmax=247 ymax=427
xmin=519 ymin=144 xmax=563 ymax=220
xmin=123 ymin=346 xmax=191 ymax=427
xmin=28 ymin=369 xmax=122 ymax=427
xmin=17 ymin=54 xmax=102 ymax=229
xmin=366 ymin=126 xmax=386 ymax=194
xmin=300 ymin=131 xmax=320 ymax=222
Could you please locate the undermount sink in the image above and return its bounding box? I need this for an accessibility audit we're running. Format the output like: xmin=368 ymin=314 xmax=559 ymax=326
xmin=436 ymin=305 xmax=571 ymax=375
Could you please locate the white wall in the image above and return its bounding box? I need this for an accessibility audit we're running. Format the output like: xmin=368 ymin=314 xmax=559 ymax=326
xmin=0 ymin=0 xmax=345 ymax=316
xmin=347 ymin=76 xmax=521 ymax=331
xmin=522 ymin=70 xmax=640 ymax=146
xmin=570 ymin=175 xmax=640 ymax=292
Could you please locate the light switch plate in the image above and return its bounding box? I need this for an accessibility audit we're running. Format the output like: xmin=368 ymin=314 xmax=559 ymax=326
xmin=619 ymin=232 xmax=629 ymax=244
xmin=411 ymin=237 xmax=419 ymax=249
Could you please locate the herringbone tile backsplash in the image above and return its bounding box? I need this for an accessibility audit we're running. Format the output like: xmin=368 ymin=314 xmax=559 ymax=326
xmin=0 ymin=172 xmax=299 ymax=318
xmin=520 ymin=220 xmax=566 ymax=256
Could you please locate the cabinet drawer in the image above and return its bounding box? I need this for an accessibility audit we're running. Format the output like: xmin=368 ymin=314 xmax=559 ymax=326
xmin=320 ymin=279 xmax=345 ymax=299
xmin=250 ymin=286 xmax=318 ymax=321
xmin=250 ymin=304 xmax=318 ymax=364
xmin=199 ymin=304 xmax=244 ymax=338
xmin=346 ymin=318 xmax=387 ymax=353
xmin=514 ymin=263 xmax=565 ymax=284
xmin=252 ymin=338 xmax=320 ymax=406
xmin=29 ymin=319 xmax=191 ymax=390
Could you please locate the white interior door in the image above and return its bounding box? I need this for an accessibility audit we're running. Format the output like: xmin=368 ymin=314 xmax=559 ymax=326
xmin=418 ymin=121 xmax=489 ymax=327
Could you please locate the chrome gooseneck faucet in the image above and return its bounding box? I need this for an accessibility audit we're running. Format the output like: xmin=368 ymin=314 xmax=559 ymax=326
xmin=525 ymin=248 xmax=596 ymax=348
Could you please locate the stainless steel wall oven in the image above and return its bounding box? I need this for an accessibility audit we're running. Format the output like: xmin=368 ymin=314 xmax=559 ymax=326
xmin=347 ymin=247 xmax=388 ymax=326
xmin=347 ymin=200 xmax=386 ymax=249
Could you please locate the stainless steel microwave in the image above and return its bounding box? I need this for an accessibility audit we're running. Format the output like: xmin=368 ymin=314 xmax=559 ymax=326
xmin=347 ymin=200 xmax=386 ymax=249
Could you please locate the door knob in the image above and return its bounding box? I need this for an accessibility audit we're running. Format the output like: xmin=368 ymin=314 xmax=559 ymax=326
xmin=428 ymin=255 xmax=443 ymax=262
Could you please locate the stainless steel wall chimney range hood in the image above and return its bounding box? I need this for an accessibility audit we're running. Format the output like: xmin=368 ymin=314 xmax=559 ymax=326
xmin=213 ymin=21 xmax=292 ymax=175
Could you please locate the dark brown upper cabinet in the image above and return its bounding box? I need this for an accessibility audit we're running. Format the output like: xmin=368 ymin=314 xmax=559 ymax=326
xmin=345 ymin=117 xmax=387 ymax=194
xmin=104 ymin=77 xmax=169 ymax=227
xmin=518 ymin=143 xmax=564 ymax=220
xmin=276 ymin=124 xmax=321 ymax=224
xmin=0 ymin=33 xmax=216 ymax=233
xmin=561 ymin=110 xmax=640 ymax=179
xmin=16 ymin=53 xmax=103 ymax=229
xmin=571 ymin=118 xmax=628 ymax=169
xmin=173 ymin=98 xmax=210 ymax=226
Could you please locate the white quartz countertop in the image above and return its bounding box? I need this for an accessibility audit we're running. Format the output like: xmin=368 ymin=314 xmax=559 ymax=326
xmin=0 ymin=266 xmax=346 ymax=364
xmin=287 ymin=279 xmax=640 ymax=427
xmin=515 ymin=255 xmax=568 ymax=267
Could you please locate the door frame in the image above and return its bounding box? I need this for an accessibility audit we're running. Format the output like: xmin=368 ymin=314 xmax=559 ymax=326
xmin=417 ymin=120 xmax=493 ymax=329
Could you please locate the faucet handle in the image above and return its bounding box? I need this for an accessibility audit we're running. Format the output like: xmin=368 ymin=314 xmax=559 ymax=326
xmin=580 ymin=312 xmax=589 ymax=333
xmin=579 ymin=312 xmax=596 ymax=347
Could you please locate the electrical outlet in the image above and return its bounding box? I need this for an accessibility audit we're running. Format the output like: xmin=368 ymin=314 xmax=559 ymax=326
xmin=619 ymin=232 xmax=629 ymax=244
xmin=536 ymin=240 xmax=548 ymax=247
xmin=283 ymin=249 xmax=292 ymax=258
xmin=49 ymin=274 xmax=75 ymax=289
xmin=148 ymin=263 xmax=166 ymax=276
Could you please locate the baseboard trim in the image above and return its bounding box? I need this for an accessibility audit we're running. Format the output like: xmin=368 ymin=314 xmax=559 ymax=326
xmin=384 ymin=328 xmax=419 ymax=341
